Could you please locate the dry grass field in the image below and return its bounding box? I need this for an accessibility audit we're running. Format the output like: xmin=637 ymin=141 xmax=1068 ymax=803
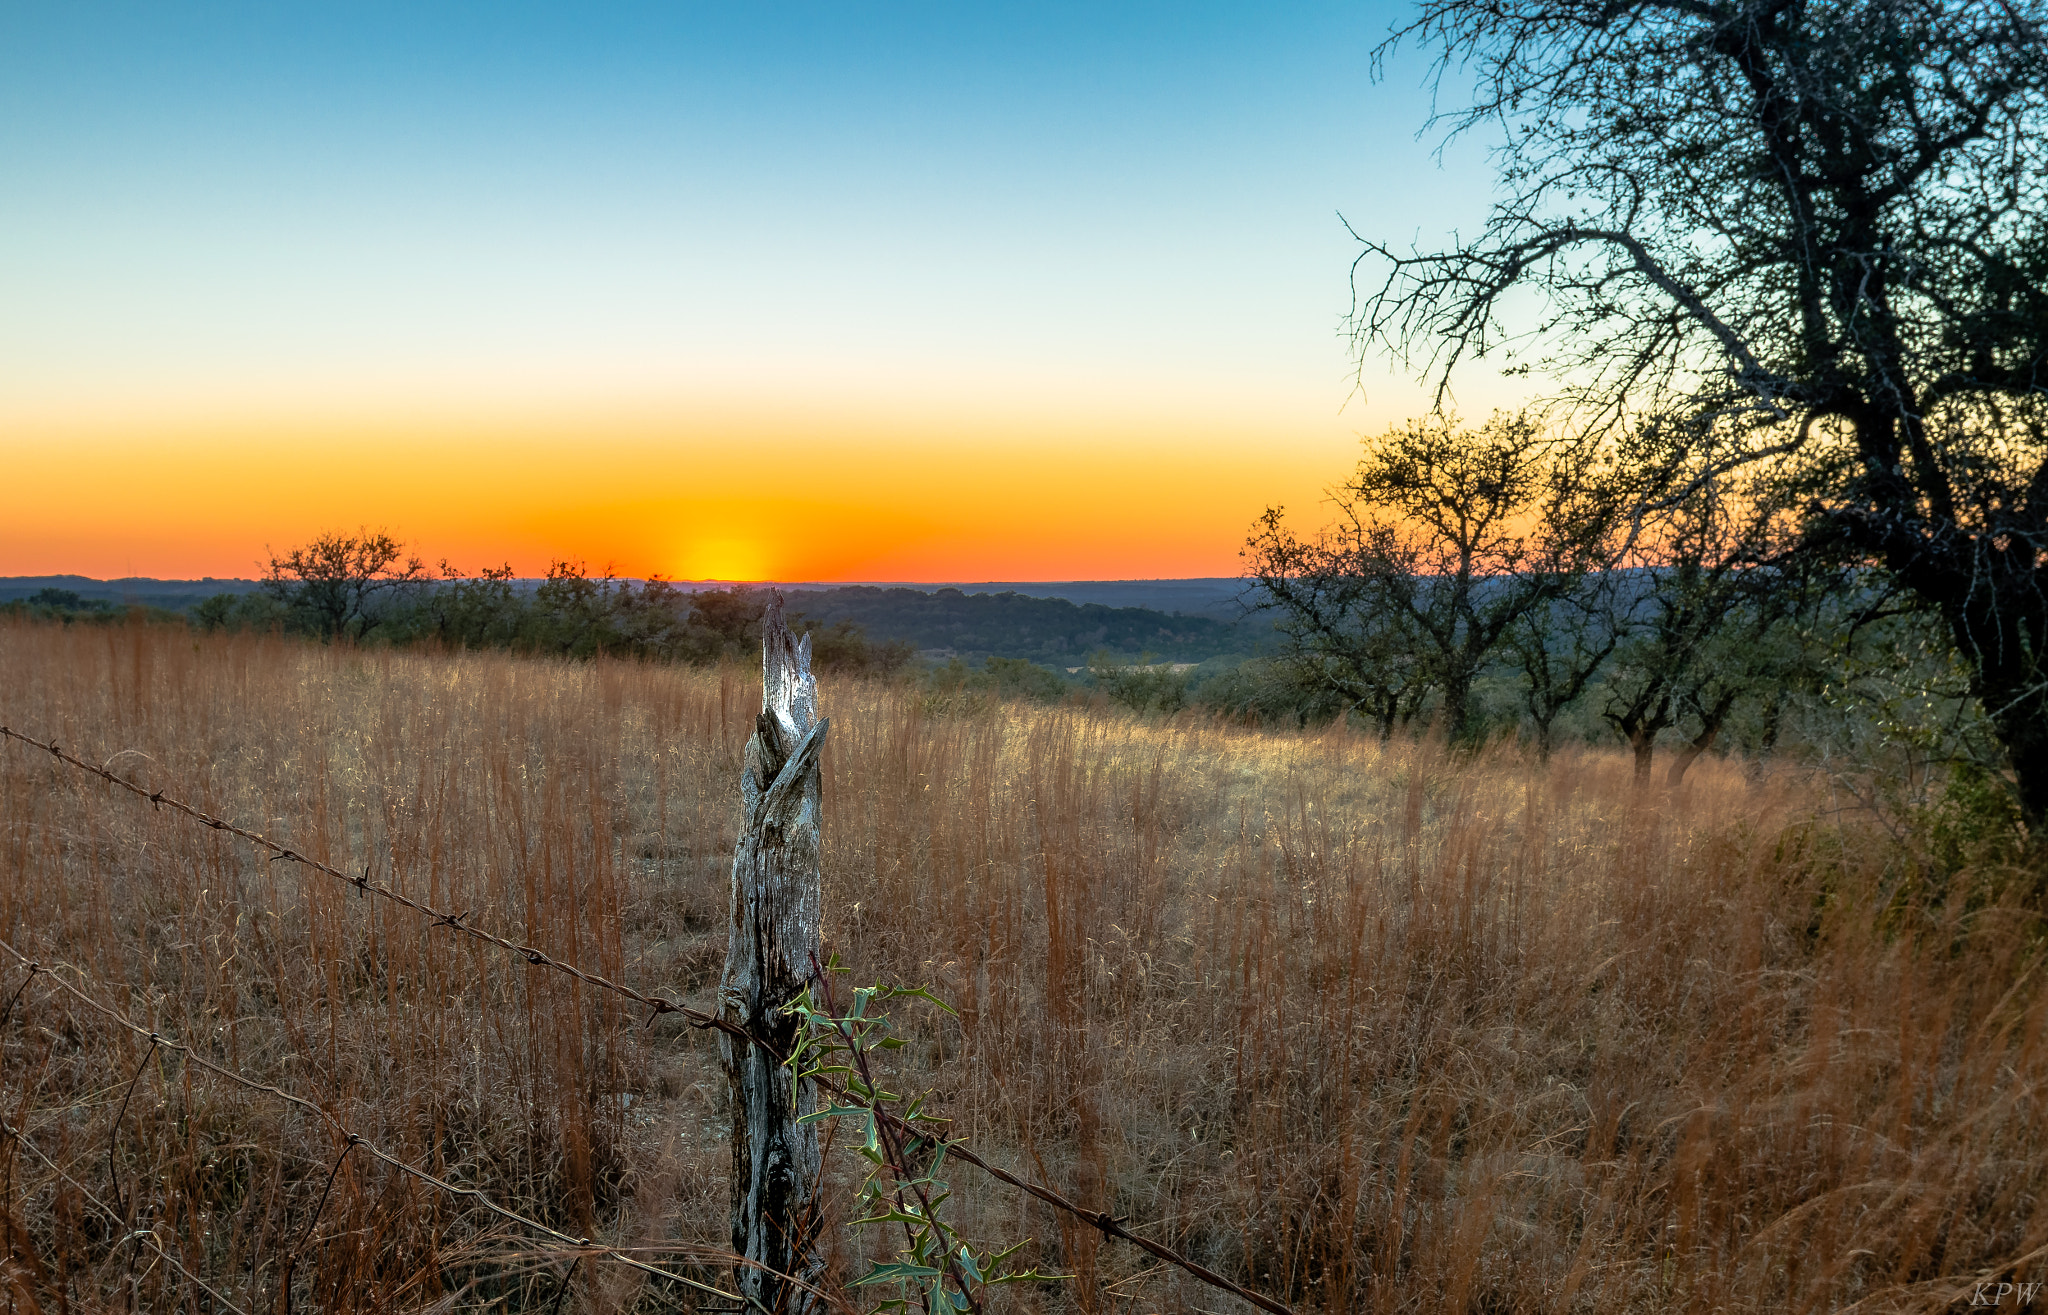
xmin=2 ymin=618 xmax=2044 ymax=1313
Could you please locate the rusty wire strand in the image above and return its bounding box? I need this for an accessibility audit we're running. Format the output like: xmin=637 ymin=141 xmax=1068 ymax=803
xmin=0 ymin=725 xmax=698 ymax=1029
xmin=279 ymin=1137 xmax=356 ymax=1315
xmin=1 ymin=724 xmax=1296 ymax=1315
xmin=107 ymin=1033 xmax=158 ymax=1219
xmin=548 ymin=1254 xmax=583 ymax=1315
xmin=0 ymin=938 xmax=750 ymax=1311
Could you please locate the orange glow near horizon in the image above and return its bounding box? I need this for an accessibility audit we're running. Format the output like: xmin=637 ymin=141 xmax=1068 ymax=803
xmin=0 ymin=1 xmax=1531 ymax=590
xmin=1 ymin=383 xmax=1403 ymax=582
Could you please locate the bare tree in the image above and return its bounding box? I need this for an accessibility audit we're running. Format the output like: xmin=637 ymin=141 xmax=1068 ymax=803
xmin=261 ymin=529 xmax=428 ymax=640
xmin=1594 ymin=453 xmax=1820 ymax=783
xmin=1598 ymin=571 xmax=1759 ymax=786
xmin=1248 ymin=411 xmax=1610 ymax=742
xmin=1356 ymin=0 xmax=2048 ymax=820
xmin=1507 ymin=566 xmax=1628 ymax=761
xmin=1244 ymin=509 xmax=1433 ymax=736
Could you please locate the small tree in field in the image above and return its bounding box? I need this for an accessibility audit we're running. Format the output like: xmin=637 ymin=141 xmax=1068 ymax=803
xmin=262 ymin=529 xmax=429 ymax=641
xmin=1247 ymin=411 xmax=1612 ymax=743
xmin=1507 ymin=566 xmax=1628 ymax=761
xmin=1587 ymin=426 xmax=1813 ymax=782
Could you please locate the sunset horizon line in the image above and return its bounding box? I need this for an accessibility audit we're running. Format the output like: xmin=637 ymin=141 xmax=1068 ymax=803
xmin=3 ymin=569 xmax=1248 ymax=588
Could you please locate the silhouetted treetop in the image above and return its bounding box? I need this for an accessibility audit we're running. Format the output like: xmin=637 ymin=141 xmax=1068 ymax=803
xmin=1358 ymin=0 xmax=2048 ymax=821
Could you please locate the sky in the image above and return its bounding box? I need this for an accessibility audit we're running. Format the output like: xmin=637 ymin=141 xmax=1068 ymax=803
xmin=0 ymin=2 xmax=1510 ymax=582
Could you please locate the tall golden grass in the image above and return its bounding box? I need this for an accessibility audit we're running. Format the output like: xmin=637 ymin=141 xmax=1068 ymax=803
xmin=1 ymin=618 xmax=2043 ymax=1313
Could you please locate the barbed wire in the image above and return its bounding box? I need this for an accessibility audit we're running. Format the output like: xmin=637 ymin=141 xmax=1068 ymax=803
xmin=0 ymin=724 xmax=703 ymax=1031
xmin=0 ymin=724 xmax=1295 ymax=1315
xmin=0 ymin=941 xmax=759 ymax=1312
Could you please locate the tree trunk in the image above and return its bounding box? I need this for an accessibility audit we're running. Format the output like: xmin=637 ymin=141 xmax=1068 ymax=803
xmin=1665 ymin=729 xmax=1714 ymax=788
xmin=1756 ymin=693 xmax=1783 ymax=758
xmin=1950 ymin=595 xmax=2048 ymax=833
xmin=1374 ymin=691 xmax=1398 ymax=740
xmin=1666 ymin=691 xmax=1738 ymax=789
xmin=1629 ymin=725 xmax=1656 ymax=782
xmin=1987 ymin=673 xmax=2048 ymax=833
xmin=1440 ymin=669 xmax=1472 ymax=746
xmin=720 ymin=598 xmax=828 ymax=1310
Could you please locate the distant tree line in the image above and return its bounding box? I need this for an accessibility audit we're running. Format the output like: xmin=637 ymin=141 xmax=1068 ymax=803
xmin=1239 ymin=408 xmax=2016 ymax=798
xmin=0 ymin=588 xmax=185 ymax=626
xmin=160 ymin=533 xmax=1293 ymax=717
xmin=173 ymin=532 xmax=1261 ymax=674
xmin=188 ymin=531 xmax=915 ymax=675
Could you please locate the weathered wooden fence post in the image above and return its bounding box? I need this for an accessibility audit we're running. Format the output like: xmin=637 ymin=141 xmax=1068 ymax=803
xmin=719 ymin=596 xmax=828 ymax=1309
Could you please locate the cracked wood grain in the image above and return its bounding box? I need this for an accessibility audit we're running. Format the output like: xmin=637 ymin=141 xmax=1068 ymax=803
xmin=719 ymin=595 xmax=828 ymax=1311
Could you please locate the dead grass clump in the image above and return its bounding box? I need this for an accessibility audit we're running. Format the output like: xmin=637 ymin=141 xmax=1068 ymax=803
xmin=0 ymin=616 xmax=2042 ymax=1312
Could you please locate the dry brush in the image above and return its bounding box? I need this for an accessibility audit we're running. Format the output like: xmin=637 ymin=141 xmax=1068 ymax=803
xmin=0 ymin=617 xmax=2042 ymax=1312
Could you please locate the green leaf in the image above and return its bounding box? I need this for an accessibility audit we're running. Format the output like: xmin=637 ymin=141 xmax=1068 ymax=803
xmin=796 ymin=1103 xmax=869 ymax=1125
xmin=851 ymin=1263 xmax=943 ymax=1287
xmin=883 ymin=984 xmax=959 ymax=1016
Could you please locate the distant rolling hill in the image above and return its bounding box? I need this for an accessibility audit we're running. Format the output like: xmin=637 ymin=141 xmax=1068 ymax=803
xmin=781 ymin=586 xmax=1262 ymax=664
xmin=781 ymin=578 xmax=1248 ymax=620
xmin=0 ymin=575 xmax=264 ymax=613
xmin=0 ymin=576 xmax=1269 ymax=664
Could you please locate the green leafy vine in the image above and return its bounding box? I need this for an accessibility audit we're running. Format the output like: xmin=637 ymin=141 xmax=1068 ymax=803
xmin=785 ymin=958 xmax=1065 ymax=1313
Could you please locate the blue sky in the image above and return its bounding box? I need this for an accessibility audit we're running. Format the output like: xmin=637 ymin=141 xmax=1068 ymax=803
xmin=0 ymin=2 xmax=1514 ymax=579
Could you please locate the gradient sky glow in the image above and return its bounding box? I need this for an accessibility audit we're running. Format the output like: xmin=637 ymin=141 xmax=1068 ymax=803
xmin=1 ymin=2 xmax=1512 ymax=581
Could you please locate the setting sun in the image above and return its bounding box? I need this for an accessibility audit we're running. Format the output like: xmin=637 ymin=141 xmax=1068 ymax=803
xmin=679 ymin=537 xmax=774 ymax=583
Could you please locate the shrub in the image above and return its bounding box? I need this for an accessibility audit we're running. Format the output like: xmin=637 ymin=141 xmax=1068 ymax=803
xmin=1087 ymin=653 xmax=1189 ymax=715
